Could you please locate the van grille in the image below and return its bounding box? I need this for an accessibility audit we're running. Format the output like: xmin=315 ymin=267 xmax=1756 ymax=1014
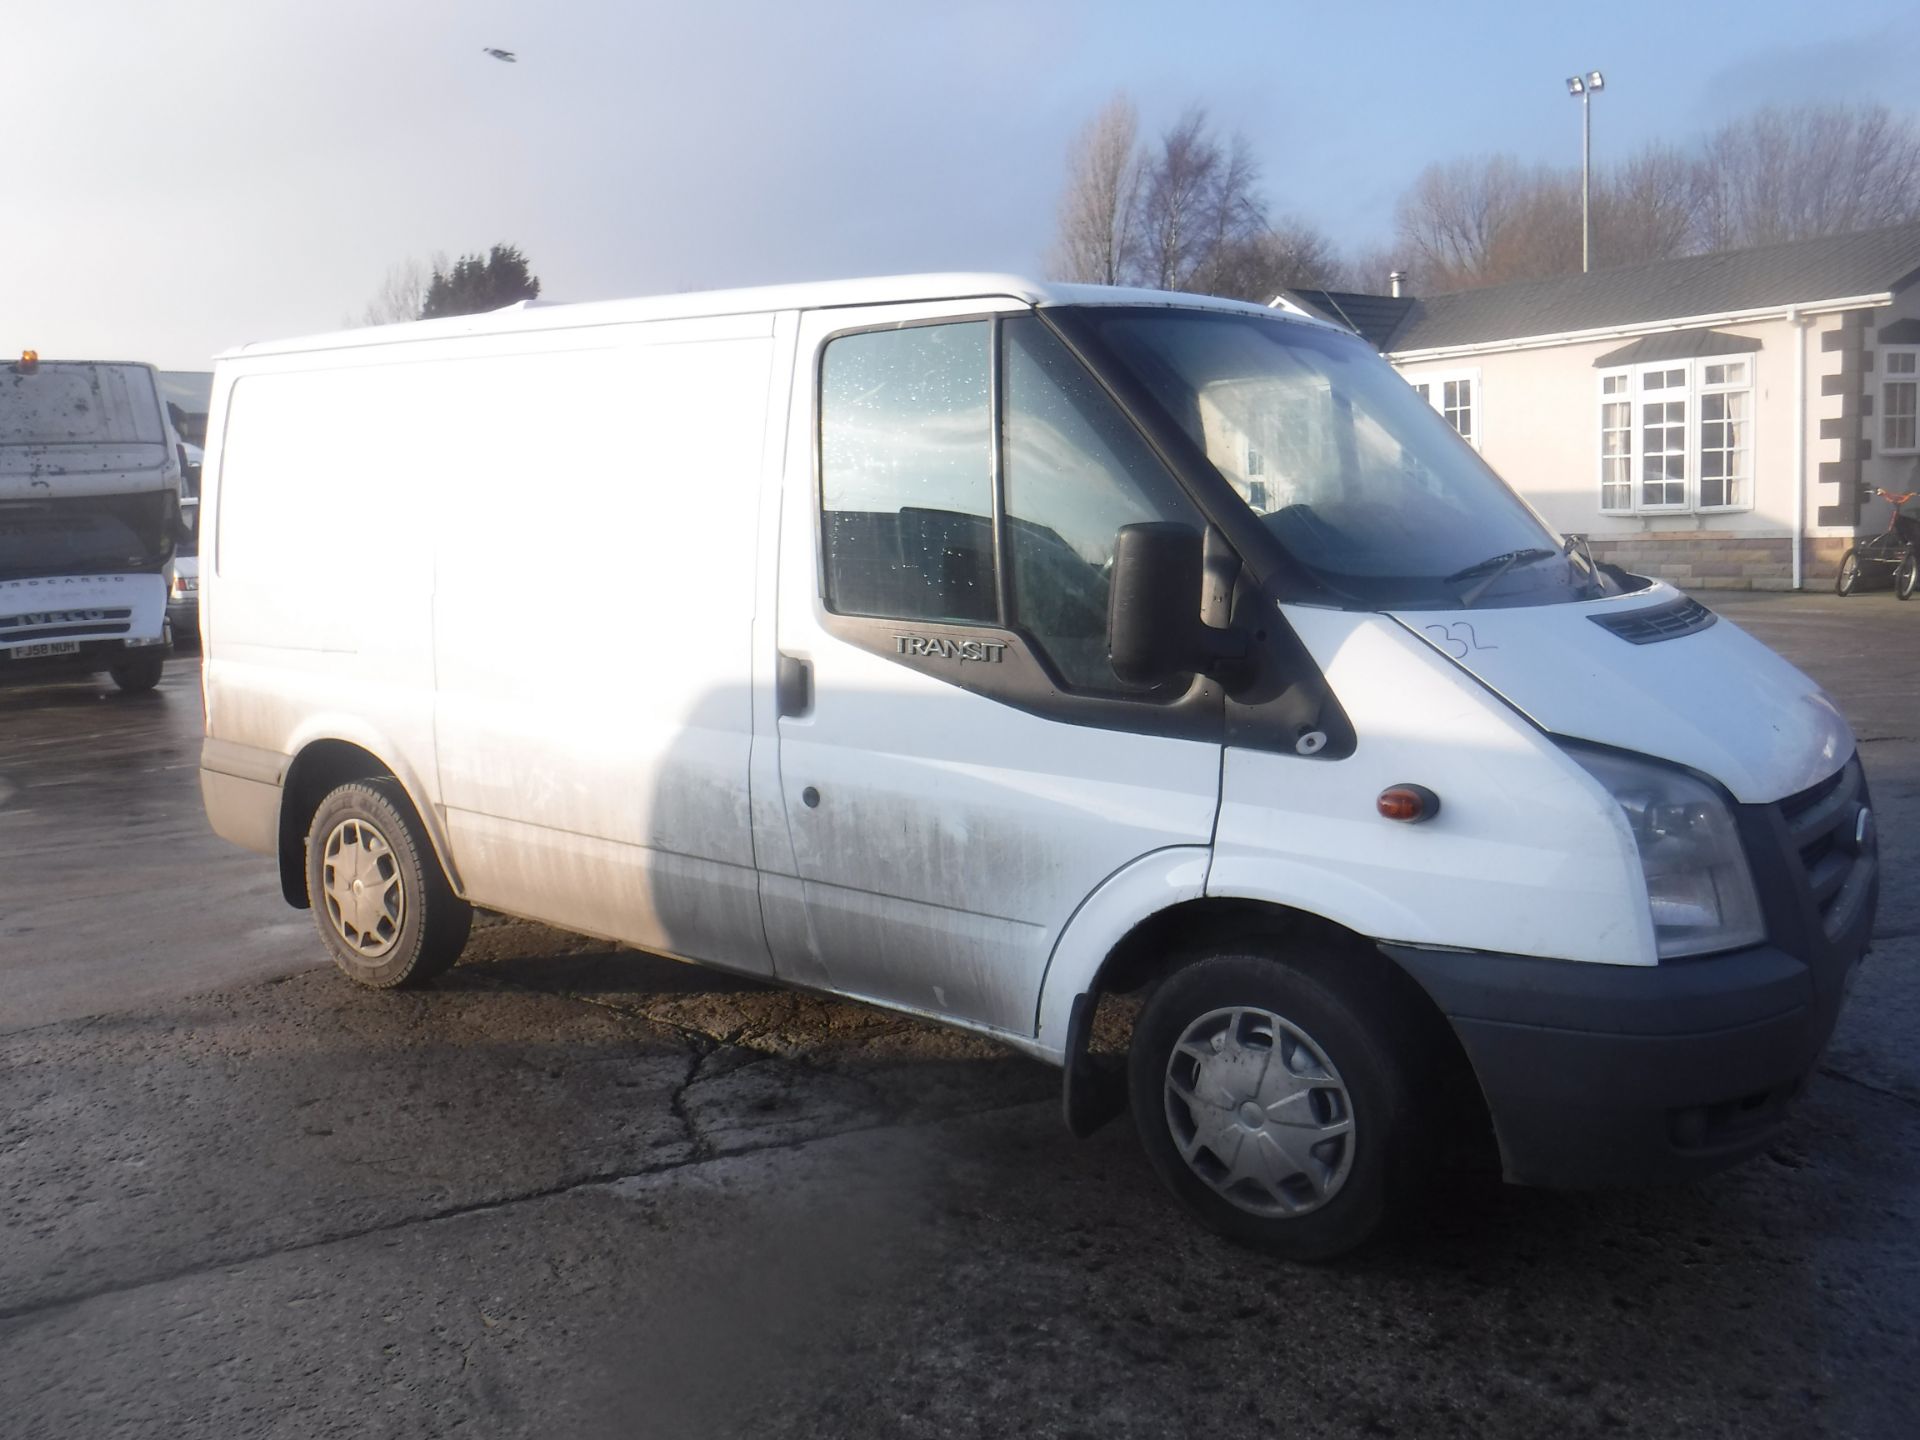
xmin=1588 ymin=596 xmax=1718 ymax=645
xmin=1777 ymin=758 xmax=1875 ymax=943
xmin=0 ymin=607 xmax=133 ymax=642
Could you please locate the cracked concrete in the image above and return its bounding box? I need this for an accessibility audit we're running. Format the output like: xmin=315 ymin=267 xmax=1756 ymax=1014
xmin=0 ymin=935 xmax=1057 ymax=1324
xmin=2 ymin=593 xmax=1918 ymax=1438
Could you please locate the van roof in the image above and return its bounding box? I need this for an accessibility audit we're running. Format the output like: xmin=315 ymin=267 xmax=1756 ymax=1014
xmin=218 ymin=273 xmax=1330 ymax=360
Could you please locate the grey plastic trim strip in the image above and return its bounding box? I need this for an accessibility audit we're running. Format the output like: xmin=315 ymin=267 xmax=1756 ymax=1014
xmin=200 ymin=737 xmax=289 ymax=788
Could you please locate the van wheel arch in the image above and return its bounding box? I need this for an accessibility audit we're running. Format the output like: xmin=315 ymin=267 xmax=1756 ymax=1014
xmin=277 ymin=742 xmax=418 ymax=908
xmin=1061 ymin=899 xmax=1493 ymax=1172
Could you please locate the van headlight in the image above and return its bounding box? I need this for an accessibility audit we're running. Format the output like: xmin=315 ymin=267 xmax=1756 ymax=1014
xmin=1568 ymin=748 xmax=1765 ymax=959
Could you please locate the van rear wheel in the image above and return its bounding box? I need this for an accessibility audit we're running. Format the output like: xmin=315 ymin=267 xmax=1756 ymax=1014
xmin=1128 ymin=950 xmax=1420 ymax=1261
xmin=306 ymin=779 xmax=471 ymax=988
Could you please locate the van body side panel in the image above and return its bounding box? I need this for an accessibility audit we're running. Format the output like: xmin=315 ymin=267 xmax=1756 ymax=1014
xmin=1211 ymin=605 xmax=1657 ymax=968
xmin=431 ymin=317 xmax=775 ymax=973
xmin=205 ymin=358 xmax=442 ymax=839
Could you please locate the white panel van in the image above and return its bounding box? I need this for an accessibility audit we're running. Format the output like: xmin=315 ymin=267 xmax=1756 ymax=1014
xmin=200 ymin=277 xmax=1877 ymax=1258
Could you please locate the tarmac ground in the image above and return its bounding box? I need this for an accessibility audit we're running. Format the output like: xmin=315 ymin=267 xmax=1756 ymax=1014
xmin=2 ymin=591 xmax=1916 ymax=1438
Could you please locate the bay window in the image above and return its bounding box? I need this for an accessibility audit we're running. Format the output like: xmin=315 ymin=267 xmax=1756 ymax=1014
xmin=1597 ymin=356 xmax=1752 ymax=514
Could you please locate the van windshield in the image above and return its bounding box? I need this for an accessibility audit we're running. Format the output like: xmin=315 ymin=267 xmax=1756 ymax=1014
xmin=2 ymin=363 xmax=166 ymax=447
xmin=1083 ymin=309 xmax=1597 ymax=609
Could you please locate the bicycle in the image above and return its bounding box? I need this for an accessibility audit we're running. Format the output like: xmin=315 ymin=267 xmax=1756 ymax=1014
xmin=1835 ymin=487 xmax=1919 ymax=600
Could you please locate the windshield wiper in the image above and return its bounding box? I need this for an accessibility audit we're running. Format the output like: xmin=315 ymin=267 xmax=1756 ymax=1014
xmin=1445 ymin=547 xmax=1557 ymax=607
xmin=1562 ymin=531 xmax=1609 ymax=598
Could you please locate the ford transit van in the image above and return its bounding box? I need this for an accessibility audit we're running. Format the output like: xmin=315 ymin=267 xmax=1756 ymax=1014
xmin=199 ymin=277 xmax=1875 ymax=1258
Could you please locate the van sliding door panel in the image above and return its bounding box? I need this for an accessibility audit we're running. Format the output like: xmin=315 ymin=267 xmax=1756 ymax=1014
xmin=431 ymin=323 xmax=775 ymax=972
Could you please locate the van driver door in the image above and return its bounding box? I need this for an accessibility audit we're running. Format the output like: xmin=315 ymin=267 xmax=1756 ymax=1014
xmin=762 ymin=300 xmax=1224 ymax=1037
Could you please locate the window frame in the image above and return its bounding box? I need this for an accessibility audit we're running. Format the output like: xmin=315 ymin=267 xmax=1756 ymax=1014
xmin=1882 ymin=345 xmax=1920 ymax=457
xmin=816 ymin=313 xmax=1001 ymax=627
xmin=1595 ymin=356 xmax=1755 ymax=517
xmin=809 ymin=308 xmax=1213 ymax=709
xmin=1598 ymin=371 xmax=1634 ymax=513
xmin=1695 ymin=357 xmax=1755 ymax=512
xmin=1408 ymin=368 xmax=1481 ymax=450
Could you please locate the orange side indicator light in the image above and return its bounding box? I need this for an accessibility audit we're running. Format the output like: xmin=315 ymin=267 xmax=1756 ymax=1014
xmin=1377 ymin=784 xmax=1440 ymax=823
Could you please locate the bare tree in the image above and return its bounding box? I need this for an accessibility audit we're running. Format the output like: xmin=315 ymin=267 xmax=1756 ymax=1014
xmin=1343 ymin=244 xmax=1405 ymax=296
xmin=1393 ymin=156 xmax=1528 ymax=291
xmin=1595 ymin=144 xmax=1697 ymax=266
xmin=1138 ymin=108 xmax=1267 ymax=291
xmin=1053 ymin=96 xmax=1920 ymax=306
xmin=1191 ymin=218 xmax=1349 ymax=302
xmin=1048 ymin=98 xmax=1336 ymax=298
xmin=1396 ymin=148 xmax=1695 ymax=291
xmin=360 ymin=252 xmax=447 ymax=326
xmin=1048 ymin=95 xmax=1145 ymax=286
xmin=1478 ymin=170 xmax=1583 ymax=285
xmin=1693 ymin=104 xmax=1920 ymax=251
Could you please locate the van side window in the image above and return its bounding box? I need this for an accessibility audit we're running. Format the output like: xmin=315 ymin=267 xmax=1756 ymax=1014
xmin=1002 ymin=315 xmax=1203 ymax=694
xmin=820 ymin=322 xmax=996 ymax=624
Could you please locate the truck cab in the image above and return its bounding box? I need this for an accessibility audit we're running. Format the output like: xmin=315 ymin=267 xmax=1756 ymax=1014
xmin=1 ymin=353 xmax=181 ymax=691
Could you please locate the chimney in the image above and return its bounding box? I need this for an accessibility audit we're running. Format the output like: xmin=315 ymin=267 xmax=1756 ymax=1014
xmin=1389 ymin=270 xmax=1407 ymax=299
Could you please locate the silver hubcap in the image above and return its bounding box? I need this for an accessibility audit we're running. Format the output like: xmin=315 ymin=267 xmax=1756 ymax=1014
xmin=320 ymin=818 xmax=405 ymax=960
xmin=1163 ymin=1006 xmax=1356 ymax=1217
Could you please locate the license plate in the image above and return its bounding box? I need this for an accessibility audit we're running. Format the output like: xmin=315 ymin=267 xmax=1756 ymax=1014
xmin=7 ymin=641 xmax=81 ymax=659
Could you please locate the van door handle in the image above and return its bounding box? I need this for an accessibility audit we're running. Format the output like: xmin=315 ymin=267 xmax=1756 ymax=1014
xmin=776 ymin=652 xmax=812 ymax=717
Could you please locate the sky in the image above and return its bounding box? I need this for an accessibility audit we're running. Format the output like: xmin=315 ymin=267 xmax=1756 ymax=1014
xmin=6 ymin=0 xmax=1920 ymax=371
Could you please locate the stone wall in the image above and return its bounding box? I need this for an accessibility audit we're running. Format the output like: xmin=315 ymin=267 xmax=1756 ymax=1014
xmin=1584 ymin=533 xmax=1854 ymax=591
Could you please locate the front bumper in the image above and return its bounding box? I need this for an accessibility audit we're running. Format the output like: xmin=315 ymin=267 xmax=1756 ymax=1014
xmin=1387 ymin=755 xmax=1877 ymax=1189
xmin=1387 ymin=940 xmax=1860 ymax=1187
xmin=0 ymin=632 xmax=171 ymax=687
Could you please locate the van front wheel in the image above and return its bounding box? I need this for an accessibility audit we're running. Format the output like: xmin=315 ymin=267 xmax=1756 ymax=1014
xmin=108 ymin=655 xmax=165 ymax=693
xmin=306 ymin=779 xmax=471 ymax=988
xmin=1128 ymin=951 xmax=1419 ymax=1261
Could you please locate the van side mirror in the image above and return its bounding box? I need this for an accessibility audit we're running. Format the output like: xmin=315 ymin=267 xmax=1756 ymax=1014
xmin=1108 ymin=522 xmax=1249 ymax=689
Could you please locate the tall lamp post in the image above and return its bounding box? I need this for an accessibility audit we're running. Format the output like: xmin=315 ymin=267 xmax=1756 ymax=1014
xmin=1566 ymin=70 xmax=1605 ymax=273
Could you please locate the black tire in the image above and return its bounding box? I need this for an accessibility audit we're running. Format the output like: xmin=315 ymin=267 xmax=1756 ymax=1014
xmin=1128 ymin=950 xmax=1422 ymax=1262
xmin=1835 ymin=549 xmax=1863 ymax=596
xmin=108 ymin=655 xmax=165 ymax=693
xmin=305 ymin=778 xmax=471 ymax=988
xmin=1896 ymin=548 xmax=1918 ymax=601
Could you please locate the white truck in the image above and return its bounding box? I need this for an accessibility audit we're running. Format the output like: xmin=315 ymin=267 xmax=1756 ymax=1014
xmin=197 ymin=277 xmax=1876 ymax=1258
xmin=1 ymin=353 xmax=182 ymax=691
